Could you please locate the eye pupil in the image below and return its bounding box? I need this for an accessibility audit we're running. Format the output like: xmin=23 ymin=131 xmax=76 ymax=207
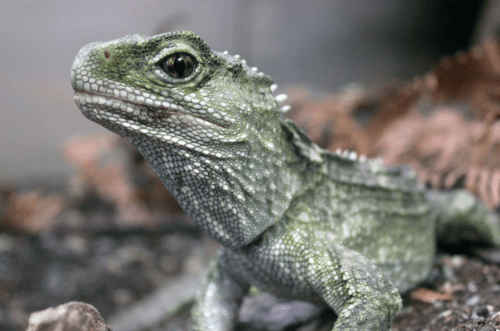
xmin=162 ymin=53 xmax=195 ymax=79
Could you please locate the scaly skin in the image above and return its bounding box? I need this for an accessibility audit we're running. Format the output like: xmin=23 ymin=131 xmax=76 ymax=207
xmin=71 ymin=31 xmax=500 ymax=331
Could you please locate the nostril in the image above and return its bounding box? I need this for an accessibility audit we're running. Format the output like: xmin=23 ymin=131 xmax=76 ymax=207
xmin=104 ymin=49 xmax=111 ymax=59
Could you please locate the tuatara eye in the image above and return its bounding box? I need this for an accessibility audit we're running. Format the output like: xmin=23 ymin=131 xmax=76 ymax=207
xmin=161 ymin=53 xmax=195 ymax=79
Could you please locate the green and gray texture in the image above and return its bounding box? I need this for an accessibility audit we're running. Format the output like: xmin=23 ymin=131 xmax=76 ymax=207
xmin=71 ymin=31 xmax=500 ymax=331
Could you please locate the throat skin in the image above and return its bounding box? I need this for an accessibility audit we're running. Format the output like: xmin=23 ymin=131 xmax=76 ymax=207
xmin=129 ymin=117 xmax=307 ymax=249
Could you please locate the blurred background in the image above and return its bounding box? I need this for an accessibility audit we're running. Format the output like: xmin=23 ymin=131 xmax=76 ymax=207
xmin=1 ymin=0 xmax=499 ymax=182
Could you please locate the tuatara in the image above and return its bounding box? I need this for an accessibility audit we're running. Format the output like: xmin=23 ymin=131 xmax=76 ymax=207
xmin=71 ymin=31 xmax=500 ymax=330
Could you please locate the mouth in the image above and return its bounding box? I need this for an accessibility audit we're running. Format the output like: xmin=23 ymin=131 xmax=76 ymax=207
xmin=73 ymin=91 xmax=229 ymax=130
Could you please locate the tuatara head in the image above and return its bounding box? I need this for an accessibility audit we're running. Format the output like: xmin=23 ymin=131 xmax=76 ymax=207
xmin=71 ymin=31 xmax=297 ymax=247
xmin=71 ymin=30 xmax=285 ymax=154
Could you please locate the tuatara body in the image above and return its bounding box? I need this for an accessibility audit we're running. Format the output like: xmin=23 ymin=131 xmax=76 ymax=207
xmin=71 ymin=31 xmax=500 ymax=330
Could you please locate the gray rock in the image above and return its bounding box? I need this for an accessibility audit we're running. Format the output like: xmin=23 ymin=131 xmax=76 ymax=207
xmin=238 ymin=293 xmax=326 ymax=331
xmin=26 ymin=302 xmax=110 ymax=331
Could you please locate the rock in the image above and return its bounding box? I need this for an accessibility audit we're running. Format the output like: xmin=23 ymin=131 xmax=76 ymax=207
xmin=237 ymin=293 xmax=327 ymax=331
xmin=26 ymin=302 xmax=110 ymax=331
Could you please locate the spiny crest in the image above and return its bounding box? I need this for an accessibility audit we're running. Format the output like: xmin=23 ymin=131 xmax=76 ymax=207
xmin=217 ymin=50 xmax=292 ymax=114
xmin=333 ymin=148 xmax=385 ymax=168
